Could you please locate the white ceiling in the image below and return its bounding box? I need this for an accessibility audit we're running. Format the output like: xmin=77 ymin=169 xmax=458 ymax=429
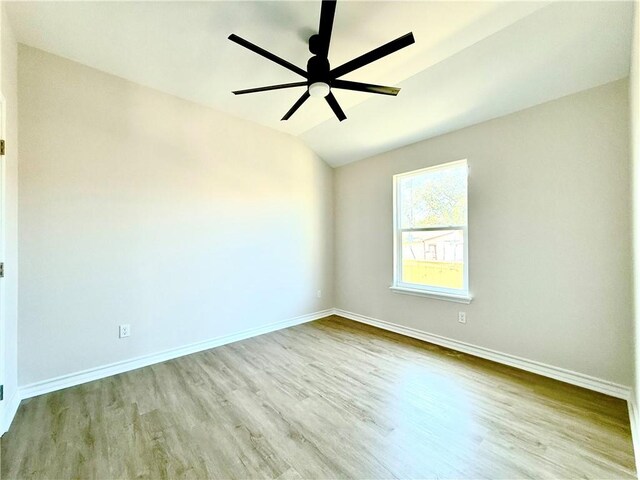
xmin=6 ymin=1 xmax=634 ymax=166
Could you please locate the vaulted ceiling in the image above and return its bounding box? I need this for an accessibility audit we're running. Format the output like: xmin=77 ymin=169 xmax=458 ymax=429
xmin=6 ymin=1 xmax=634 ymax=166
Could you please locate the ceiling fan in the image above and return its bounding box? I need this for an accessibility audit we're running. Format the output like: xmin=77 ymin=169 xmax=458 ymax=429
xmin=228 ymin=0 xmax=415 ymax=122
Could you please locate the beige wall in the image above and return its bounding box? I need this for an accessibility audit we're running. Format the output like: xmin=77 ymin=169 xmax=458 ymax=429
xmin=17 ymin=45 xmax=333 ymax=385
xmin=334 ymin=79 xmax=632 ymax=385
xmin=1 ymin=4 xmax=19 ymax=429
xmin=631 ymin=0 xmax=639 ymax=417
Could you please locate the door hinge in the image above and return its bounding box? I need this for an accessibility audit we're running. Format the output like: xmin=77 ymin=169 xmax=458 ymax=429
xmin=0 ymin=139 xmax=5 ymax=156
xmin=0 ymin=262 xmax=4 ymax=278
xmin=0 ymin=385 xmax=3 ymax=402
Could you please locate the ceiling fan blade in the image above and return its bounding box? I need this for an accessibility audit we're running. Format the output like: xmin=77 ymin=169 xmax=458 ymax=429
xmin=331 ymin=79 xmax=400 ymax=96
xmin=233 ymin=82 xmax=307 ymax=95
xmin=325 ymin=92 xmax=346 ymax=121
xmin=282 ymin=91 xmax=311 ymax=121
xmin=318 ymin=0 xmax=337 ymax=57
xmin=229 ymin=34 xmax=307 ymax=78
xmin=330 ymin=32 xmax=415 ymax=79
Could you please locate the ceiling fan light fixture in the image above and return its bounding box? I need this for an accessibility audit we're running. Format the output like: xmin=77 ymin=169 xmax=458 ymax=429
xmin=309 ymin=81 xmax=331 ymax=98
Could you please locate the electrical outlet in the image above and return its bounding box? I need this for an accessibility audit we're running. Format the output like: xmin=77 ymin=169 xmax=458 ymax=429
xmin=458 ymin=312 xmax=466 ymax=324
xmin=317 ymin=290 xmax=322 ymax=298
xmin=119 ymin=324 xmax=131 ymax=338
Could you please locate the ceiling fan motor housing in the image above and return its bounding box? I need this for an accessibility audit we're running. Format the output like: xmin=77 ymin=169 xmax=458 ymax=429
xmin=307 ymin=55 xmax=330 ymax=85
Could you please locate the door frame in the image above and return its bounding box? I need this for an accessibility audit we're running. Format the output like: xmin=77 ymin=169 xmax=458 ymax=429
xmin=0 ymin=92 xmax=7 ymax=428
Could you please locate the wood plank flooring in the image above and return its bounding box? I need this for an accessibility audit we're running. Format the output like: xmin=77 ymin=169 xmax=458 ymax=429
xmin=1 ymin=315 xmax=636 ymax=479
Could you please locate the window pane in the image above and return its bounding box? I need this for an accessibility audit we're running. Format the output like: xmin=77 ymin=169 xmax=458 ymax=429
xmin=399 ymin=163 xmax=467 ymax=229
xmin=401 ymin=230 xmax=464 ymax=289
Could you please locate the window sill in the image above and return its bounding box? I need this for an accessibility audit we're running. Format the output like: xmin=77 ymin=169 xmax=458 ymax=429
xmin=389 ymin=286 xmax=473 ymax=304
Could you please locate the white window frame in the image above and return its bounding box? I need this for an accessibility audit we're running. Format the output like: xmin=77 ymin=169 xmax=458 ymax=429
xmin=390 ymin=159 xmax=472 ymax=304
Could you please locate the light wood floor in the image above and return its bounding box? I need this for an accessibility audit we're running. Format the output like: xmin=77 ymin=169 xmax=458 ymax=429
xmin=1 ymin=316 xmax=636 ymax=479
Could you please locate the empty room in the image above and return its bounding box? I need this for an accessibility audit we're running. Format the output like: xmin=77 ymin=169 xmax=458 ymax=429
xmin=0 ymin=0 xmax=639 ymax=478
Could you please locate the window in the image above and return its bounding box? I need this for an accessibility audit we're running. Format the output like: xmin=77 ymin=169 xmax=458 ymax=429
xmin=391 ymin=160 xmax=471 ymax=303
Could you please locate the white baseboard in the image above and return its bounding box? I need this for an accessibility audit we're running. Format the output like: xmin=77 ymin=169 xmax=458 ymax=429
xmin=628 ymin=390 xmax=640 ymax=475
xmin=1 ymin=389 xmax=21 ymax=435
xmin=15 ymin=308 xmax=333 ymax=408
xmin=334 ymin=308 xmax=631 ymax=400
